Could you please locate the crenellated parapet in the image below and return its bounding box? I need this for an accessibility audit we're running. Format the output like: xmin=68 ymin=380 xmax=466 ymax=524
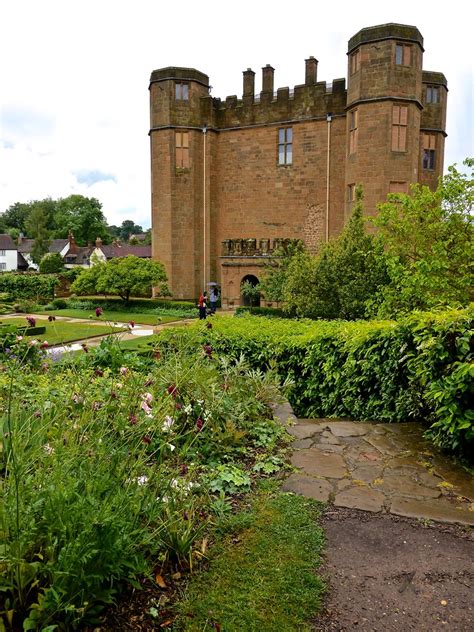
xmin=209 ymin=64 xmax=346 ymax=129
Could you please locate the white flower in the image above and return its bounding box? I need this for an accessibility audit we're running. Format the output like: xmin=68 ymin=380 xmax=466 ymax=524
xmin=171 ymin=478 xmax=179 ymax=488
xmin=136 ymin=475 xmax=148 ymax=486
xmin=43 ymin=443 xmax=54 ymax=455
xmin=16 ymin=335 xmax=23 ymax=342
xmin=162 ymin=415 xmax=174 ymax=432
xmin=167 ymin=443 xmax=176 ymax=451
xmin=184 ymin=404 xmax=193 ymax=415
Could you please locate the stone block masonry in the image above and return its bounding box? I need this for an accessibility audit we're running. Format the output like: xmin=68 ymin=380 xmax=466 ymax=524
xmin=149 ymin=23 xmax=447 ymax=304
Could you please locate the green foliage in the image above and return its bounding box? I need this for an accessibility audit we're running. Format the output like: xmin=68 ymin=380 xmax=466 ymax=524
xmin=235 ymin=306 xmax=288 ymax=318
xmin=162 ymin=309 xmax=473 ymax=455
xmin=174 ymin=492 xmax=325 ymax=631
xmin=208 ymin=464 xmax=252 ymax=494
xmin=53 ymin=195 xmax=110 ymax=245
xmin=0 ymin=332 xmax=286 ymax=629
xmin=39 ymin=252 xmax=64 ymax=274
xmin=371 ymin=159 xmax=473 ymax=316
xmin=257 ymin=240 xmax=305 ymax=303
xmin=0 ymin=273 xmax=58 ymax=302
xmin=240 ymin=280 xmax=261 ymax=306
xmin=284 ymin=188 xmax=389 ymax=319
xmin=71 ymin=256 xmax=169 ymax=302
xmin=25 ymin=206 xmax=51 ymax=265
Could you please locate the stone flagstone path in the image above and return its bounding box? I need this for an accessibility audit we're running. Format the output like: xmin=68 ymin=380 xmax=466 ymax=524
xmin=273 ymin=403 xmax=474 ymax=526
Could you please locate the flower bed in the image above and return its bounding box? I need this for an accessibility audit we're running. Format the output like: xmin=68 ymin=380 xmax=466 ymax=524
xmin=0 ymin=330 xmax=289 ymax=629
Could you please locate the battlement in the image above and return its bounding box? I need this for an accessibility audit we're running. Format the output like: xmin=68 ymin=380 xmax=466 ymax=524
xmin=422 ymin=71 xmax=448 ymax=87
xmin=208 ymin=61 xmax=346 ymax=129
xmin=348 ymin=23 xmax=424 ymax=53
xmin=149 ymin=66 xmax=209 ymax=88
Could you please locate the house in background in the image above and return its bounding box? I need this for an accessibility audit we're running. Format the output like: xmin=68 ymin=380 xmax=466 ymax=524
xmin=17 ymin=232 xmax=91 ymax=269
xmin=90 ymin=238 xmax=151 ymax=265
xmin=0 ymin=234 xmax=28 ymax=271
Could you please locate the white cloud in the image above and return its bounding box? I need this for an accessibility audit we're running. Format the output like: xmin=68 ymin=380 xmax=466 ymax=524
xmin=1 ymin=0 xmax=473 ymax=228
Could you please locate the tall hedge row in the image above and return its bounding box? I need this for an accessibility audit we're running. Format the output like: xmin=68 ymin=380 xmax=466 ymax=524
xmin=158 ymin=308 xmax=473 ymax=455
xmin=0 ymin=273 xmax=58 ymax=301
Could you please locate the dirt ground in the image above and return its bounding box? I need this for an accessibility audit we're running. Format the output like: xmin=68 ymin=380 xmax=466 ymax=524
xmin=315 ymin=506 xmax=474 ymax=631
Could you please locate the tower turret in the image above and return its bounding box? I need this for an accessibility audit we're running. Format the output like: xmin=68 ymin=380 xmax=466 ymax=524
xmin=149 ymin=67 xmax=211 ymax=298
xmin=345 ymin=24 xmax=424 ymax=217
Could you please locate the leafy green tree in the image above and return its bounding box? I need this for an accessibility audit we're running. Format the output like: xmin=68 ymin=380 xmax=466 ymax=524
xmin=71 ymin=256 xmax=169 ymax=303
xmin=257 ymin=240 xmax=304 ymax=303
xmin=1 ymin=198 xmax=56 ymax=234
xmin=25 ymin=206 xmax=51 ymax=265
xmin=240 ymin=280 xmax=261 ymax=306
xmin=284 ymin=188 xmax=388 ymax=319
xmin=119 ymin=220 xmax=143 ymax=241
xmin=372 ymin=159 xmax=473 ymax=316
xmin=39 ymin=252 xmax=64 ymax=274
xmin=54 ymin=195 xmax=110 ymax=245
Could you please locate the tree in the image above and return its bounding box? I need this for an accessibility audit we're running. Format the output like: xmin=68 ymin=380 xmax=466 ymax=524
xmin=371 ymin=159 xmax=473 ymax=316
xmin=25 ymin=206 xmax=51 ymax=265
xmin=71 ymin=256 xmax=169 ymax=303
xmin=118 ymin=220 xmax=143 ymax=241
xmin=1 ymin=198 xmax=56 ymax=234
xmin=283 ymin=188 xmax=389 ymax=319
xmin=257 ymin=240 xmax=304 ymax=303
xmin=54 ymin=195 xmax=110 ymax=245
xmin=39 ymin=252 xmax=64 ymax=274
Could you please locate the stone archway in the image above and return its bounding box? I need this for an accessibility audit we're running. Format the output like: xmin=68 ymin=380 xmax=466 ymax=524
xmin=240 ymin=274 xmax=260 ymax=307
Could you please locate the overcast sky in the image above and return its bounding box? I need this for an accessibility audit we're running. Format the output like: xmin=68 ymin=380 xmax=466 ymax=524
xmin=1 ymin=0 xmax=473 ymax=229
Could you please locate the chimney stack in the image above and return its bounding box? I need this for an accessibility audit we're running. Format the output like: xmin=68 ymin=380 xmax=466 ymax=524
xmin=262 ymin=64 xmax=274 ymax=94
xmin=95 ymin=237 xmax=102 ymax=248
xmin=243 ymin=68 xmax=255 ymax=103
xmin=305 ymin=56 xmax=318 ymax=85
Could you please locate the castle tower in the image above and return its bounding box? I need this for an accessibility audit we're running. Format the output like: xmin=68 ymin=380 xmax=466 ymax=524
xmin=149 ymin=67 xmax=213 ymax=299
xmin=346 ymin=24 xmax=425 ymax=217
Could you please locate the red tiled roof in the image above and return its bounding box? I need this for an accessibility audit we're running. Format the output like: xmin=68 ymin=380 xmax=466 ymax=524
xmin=100 ymin=245 xmax=151 ymax=259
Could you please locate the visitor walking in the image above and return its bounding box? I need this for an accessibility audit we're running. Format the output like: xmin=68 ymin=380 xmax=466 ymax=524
xmin=209 ymin=287 xmax=218 ymax=314
xmin=198 ymin=292 xmax=207 ymax=320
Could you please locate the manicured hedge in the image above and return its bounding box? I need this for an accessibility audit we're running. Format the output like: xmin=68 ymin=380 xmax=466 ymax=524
xmin=0 ymin=273 xmax=58 ymax=302
xmin=235 ymin=306 xmax=288 ymax=318
xmin=157 ymin=308 xmax=473 ymax=455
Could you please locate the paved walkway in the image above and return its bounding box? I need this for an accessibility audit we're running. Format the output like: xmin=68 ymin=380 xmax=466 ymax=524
xmin=274 ymin=403 xmax=474 ymax=526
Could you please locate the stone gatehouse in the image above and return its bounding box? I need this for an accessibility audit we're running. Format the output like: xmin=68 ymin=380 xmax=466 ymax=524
xmin=149 ymin=23 xmax=447 ymax=305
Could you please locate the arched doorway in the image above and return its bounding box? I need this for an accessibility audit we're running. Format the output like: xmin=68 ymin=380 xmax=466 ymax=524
xmin=240 ymin=274 xmax=260 ymax=307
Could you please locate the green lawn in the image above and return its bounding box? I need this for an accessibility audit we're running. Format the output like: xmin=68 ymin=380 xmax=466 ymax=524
xmin=0 ymin=317 xmax=126 ymax=345
xmin=41 ymin=309 xmax=184 ymax=326
xmin=173 ymin=488 xmax=326 ymax=631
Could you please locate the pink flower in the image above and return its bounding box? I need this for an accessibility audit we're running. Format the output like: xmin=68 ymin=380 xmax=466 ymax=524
xmin=142 ymin=434 xmax=152 ymax=445
xmin=142 ymin=392 xmax=153 ymax=404
xmin=95 ymin=307 xmax=103 ymax=317
xmin=129 ymin=320 xmax=136 ymax=328
xmin=129 ymin=413 xmax=138 ymax=425
xmin=40 ymin=341 xmax=49 ymax=349
xmin=153 ymin=350 xmax=161 ymax=360
xmin=203 ymin=344 xmax=213 ymax=358
xmin=196 ymin=417 xmax=204 ymax=432
xmin=92 ymin=401 xmax=103 ymax=411
xmin=48 ymin=315 xmax=56 ymax=322
xmin=81 ymin=343 xmax=89 ymax=353
xmin=33 ymin=410 xmax=41 ymax=418
xmin=140 ymin=400 xmax=152 ymax=415
xmin=175 ymin=402 xmax=183 ymax=410
xmin=95 ymin=368 xmax=104 ymax=377
xmin=119 ymin=366 xmax=128 ymax=375
xmin=26 ymin=316 xmax=36 ymax=327
xmin=206 ymin=321 xmax=212 ymax=329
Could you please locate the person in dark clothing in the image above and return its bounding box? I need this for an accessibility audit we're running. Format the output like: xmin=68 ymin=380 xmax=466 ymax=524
xmin=198 ymin=292 xmax=207 ymax=319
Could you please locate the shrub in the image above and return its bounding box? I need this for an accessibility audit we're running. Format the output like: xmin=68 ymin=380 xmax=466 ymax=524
xmin=158 ymin=309 xmax=473 ymax=455
xmin=0 ymin=273 xmax=58 ymax=302
xmin=39 ymin=252 xmax=64 ymax=274
xmin=51 ymin=297 xmax=68 ymax=309
xmin=235 ymin=306 xmax=288 ymax=318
